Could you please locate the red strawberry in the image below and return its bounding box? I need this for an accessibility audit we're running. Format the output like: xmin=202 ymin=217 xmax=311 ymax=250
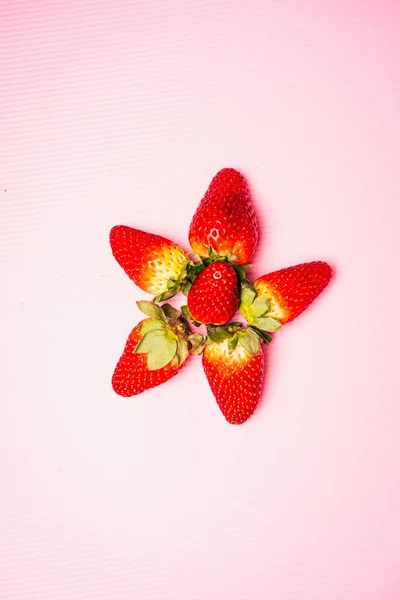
xmin=189 ymin=168 xmax=258 ymax=265
xmin=112 ymin=302 xmax=192 ymax=397
xmin=253 ymin=261 xmax=332 ymax=324
xmin=202 ymin=327 xmax=264 ymax=425
xmin=110 ymin=225 xmax=188 ymax=298
xmin=187 ymin=262 xmax=239 ymax=325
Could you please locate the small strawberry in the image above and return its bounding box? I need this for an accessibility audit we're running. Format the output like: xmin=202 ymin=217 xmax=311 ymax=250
xmin=110 ymin=225 xmax=188 ymax=300
xmin=202 ymin=325 xmax=265 ymax=424
xmin=112 ymin=302 xmax=202 ymax=397
xmin=240 ymin=261 xmax=332 ymax=328
xmin=187 ymin=261 xmax=239 ymax=325
xmin=189 ymin=168 xmax=258 ymax=265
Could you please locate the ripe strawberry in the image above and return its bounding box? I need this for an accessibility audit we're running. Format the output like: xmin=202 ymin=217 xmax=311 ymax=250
xmin=189 ymin=168 xmax=258 ymax=265
xmin=187 ymin=262 xmax=239 ymax=325
xmin=110 ymin=225 xmax=188 ymax=298
xmin=202 ymin=327 xmax=264 ymax=425
xmin=112 ymin=302 xmax=192 ymax=397
xmin=252 ymin=261 xmax=333 ymax=324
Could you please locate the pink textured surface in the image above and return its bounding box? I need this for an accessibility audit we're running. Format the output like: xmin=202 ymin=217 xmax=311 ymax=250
xmin=1 ymin=1 xmax=400 ymax=598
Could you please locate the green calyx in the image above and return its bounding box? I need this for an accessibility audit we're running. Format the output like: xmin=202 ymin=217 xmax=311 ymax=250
xmin=181 ymin=260 xmax=252 ymax=297
xmin=239 ymin=283 xmax=281 ymax=332
xmin=206 ymin=325 xmax=237 ymax=344
xmin=248 ymin=326 xmax=273 ymax=344
xmin=236 ymin=327 xmax=262 ymax=355
xmin=205 ymin=322 xmax=265 ymax=356
xmin=233 ymin=264 xmax=252 ymax=283
xmin=136 ymin=300 xmax=166 ymax=321
xmin=135 ymin=301 xmax=188 ymax=370
xmin=181 ymin=305 xmax=201 ymax=327
xmin=206 ymin=246 xmax=239 ymax=264
xmin=152 ymin=247 xmax=253 ymax=301
xmin=205 ymin=320 xmax=274 ymax=356
xmin=135 ymin=328 xmax=178 ymax=370
xmin=135 ymin=301 xmax=207 ymax=369
xmin=181 ymin=262 xmax=205 ymax=297
xmin=188 ymin=333 xmax=207 ymax=355
xmin=153 ymin=262 xmax=189 ymax=302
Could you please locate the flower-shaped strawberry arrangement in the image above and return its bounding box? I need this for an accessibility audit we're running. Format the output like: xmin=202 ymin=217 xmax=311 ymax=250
xmin=110 ymin=168 xmax=332 ymax=424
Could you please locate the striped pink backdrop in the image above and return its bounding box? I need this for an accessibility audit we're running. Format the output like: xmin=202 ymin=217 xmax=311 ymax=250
xmin=1 ymin=1 xmax=400 ymax=598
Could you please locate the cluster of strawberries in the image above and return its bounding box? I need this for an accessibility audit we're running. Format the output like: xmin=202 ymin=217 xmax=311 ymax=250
xmin=110 ymin=168 xmax=332 ymax=424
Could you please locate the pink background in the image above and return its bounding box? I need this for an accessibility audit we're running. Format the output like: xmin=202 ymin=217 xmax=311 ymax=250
xmin=1 ymin=1 xmax=400 ymax=598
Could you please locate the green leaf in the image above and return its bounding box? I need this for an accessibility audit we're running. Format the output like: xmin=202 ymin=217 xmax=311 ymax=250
xmin=167 ymin=278 xmax=178 ymax=290
xmin=240 ymin=284 xmax=257 ymax=308
xmin=250 ymin=297 xmax=271 ymax=318
xmin=135 ymin=329 xmax=169 ymax=353
xmin=188 ymin=333 xmax=205 ymax=345
xmin=180 ymin=305 xmax=201 ymax=327
xmin=147 ymin=337 xmax=178 ymax=370
xmin=227 ymin=335 xmax=239 ymax=353
xmin=188 ymin=333 xmax=206 ymax=354
xmin=237 ymin=328 xmax=261 ymax=355
xmin=182 ymin=280 xmax=192 ymax=296
xmin=161 ymin=304 xmax=181 ymax=320
xmin=254 ymin=316 xmax=281 ymax=332
xmin=191 ymin=263 xmax=206 ymax=277
xmin=135 ymin=330 xmax=178 ymax=370
xmin=249 ymin=326 xmax=273 ymax=344
xmin=153 ymin=287 xmax=179 ymax=302
xmin=140 ymin=319 xmax=167 ymax=335
xmin=175 ymin=338 xmax=189 ymax=366
xmin=233 ymin=265 xmax=248 ymax=283
xmin=206 ymin=326 xmax=234 ymax=344
xmin=137 ymin=301 xmax=165 ymax=320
